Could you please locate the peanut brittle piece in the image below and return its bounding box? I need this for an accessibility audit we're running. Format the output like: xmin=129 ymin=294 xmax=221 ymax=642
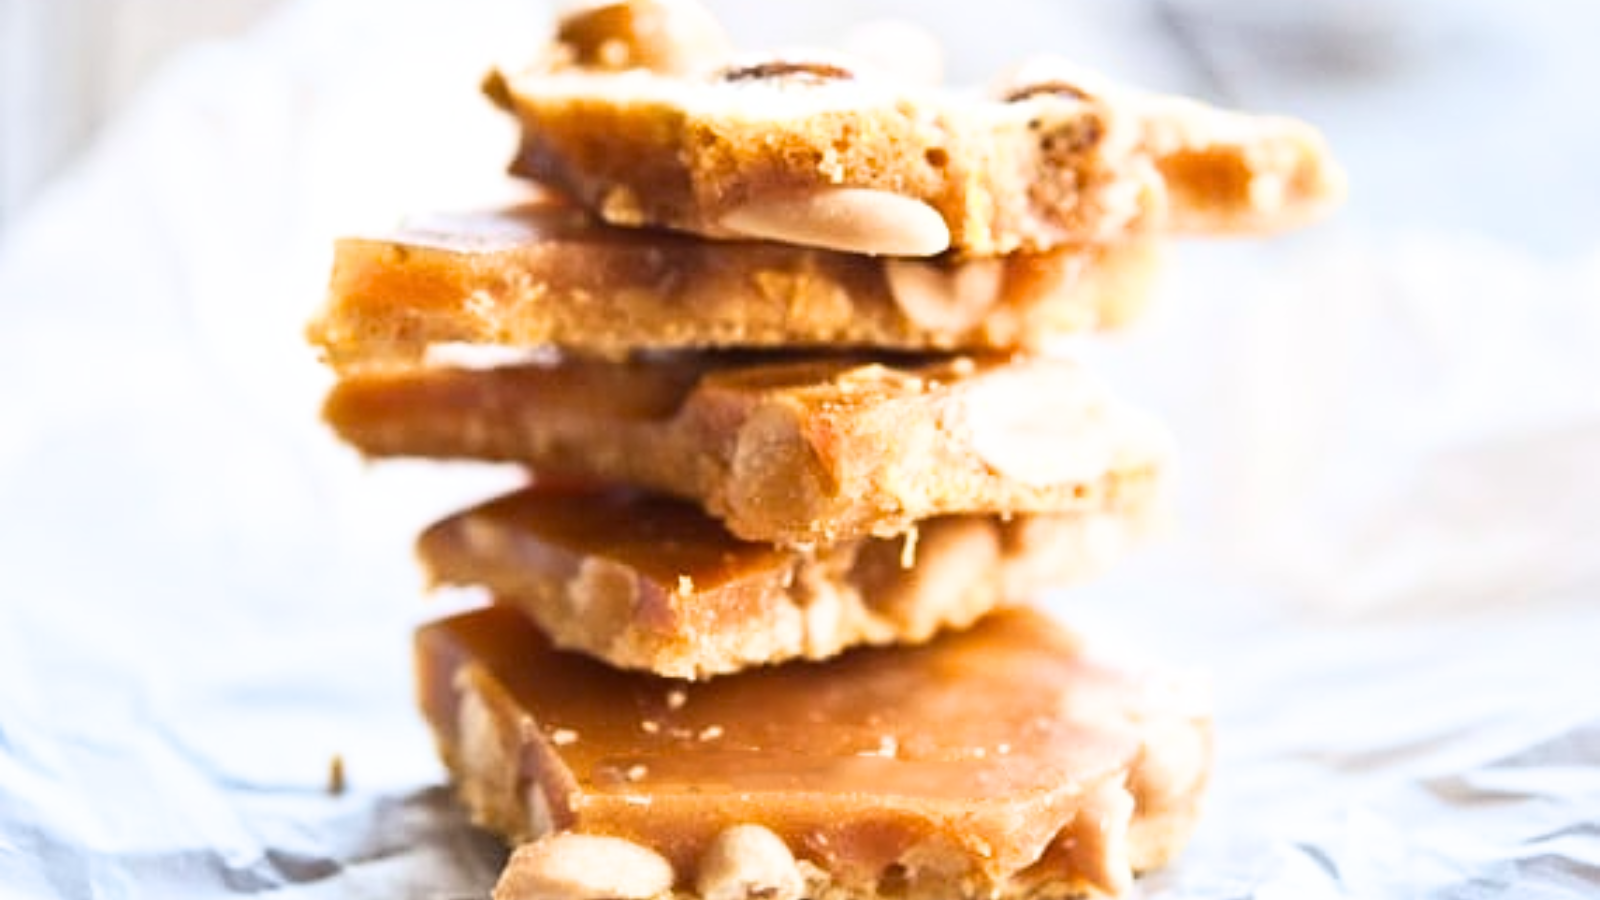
xmin=308 ymin=200 xmax=1160 ymax=370
xmin=417 ymin=605 xmax=1211 ymax=899
xmin=487 ymin=0 xmax=1344 ymax=256
xmin=419 ymin=485 xmax=1157 ymax=678
xmin=324 ymin=353 xmax=1169 ymax=545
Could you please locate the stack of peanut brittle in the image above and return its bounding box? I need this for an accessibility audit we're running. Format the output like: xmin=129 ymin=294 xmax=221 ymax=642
xmin=308 ymin=2 xmax=1342 ymax=897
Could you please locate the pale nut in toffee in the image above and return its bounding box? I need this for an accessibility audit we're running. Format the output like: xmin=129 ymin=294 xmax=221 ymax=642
xmin=883 ymin=257 xmax=1005 ymax=332
xmin=492 ymin=832 xmax=675 ymax=900
xmin=718 ymin=188 xmax=951 ymax=258
xmin=956 ymin=365 xmax=1150 ymax=486
xmin=696 ymin=825 xmax=805 ymax=900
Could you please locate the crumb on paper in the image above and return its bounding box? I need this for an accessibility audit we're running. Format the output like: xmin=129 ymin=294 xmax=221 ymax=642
xmin=666 ymin=688 xmax=687 ymax=710
xmin=327 ymin=753 xmax=346 ymax=795
xmin=551 ymin=727 xmax=579 ymax=746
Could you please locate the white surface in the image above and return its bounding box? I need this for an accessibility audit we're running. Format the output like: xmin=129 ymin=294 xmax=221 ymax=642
xmin=0 ymin=0 xmax=280 ymax=231
xmin=1 ymin=0 xmax=1598 ymax=896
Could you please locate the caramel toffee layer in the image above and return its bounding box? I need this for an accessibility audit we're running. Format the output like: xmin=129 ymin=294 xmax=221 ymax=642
xmin=419 ymin=605 xmax=1211 ymax=899
xmin=308 ymin=199 xmax=1160 ymax=370
xmin=418 ymin=484 xmax=1156 ymax=678
xmin=325 ymin=353 xmax=1169 ymax=545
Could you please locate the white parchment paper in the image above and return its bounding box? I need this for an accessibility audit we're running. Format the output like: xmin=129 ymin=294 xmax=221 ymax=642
xmin=2 ymin=0 xmax=1597 ymax=896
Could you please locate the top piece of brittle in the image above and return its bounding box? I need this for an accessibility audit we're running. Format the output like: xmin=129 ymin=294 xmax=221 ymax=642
xmin=486 ymin=0 xmax=1345 ymax=257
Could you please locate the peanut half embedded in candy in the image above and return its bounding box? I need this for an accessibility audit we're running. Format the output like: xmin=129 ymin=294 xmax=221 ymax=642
xmin=494 ymin=832 xmax=675 ymax=900
xmin=719 ymin=188 xmax=951 ymax=257
xmin=884 ymin=257 xmax=1005 ymax=332
xmin=696 ymin=824 xmax=805 ymax=900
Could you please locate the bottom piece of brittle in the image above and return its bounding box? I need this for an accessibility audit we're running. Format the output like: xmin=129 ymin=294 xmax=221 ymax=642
xmin=417 ymin=605 xmax=1210 ymax=899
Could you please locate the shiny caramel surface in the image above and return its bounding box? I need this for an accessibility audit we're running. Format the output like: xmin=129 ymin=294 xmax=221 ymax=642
xmin=324 ymin=353 xmax=713 ymax=427
xmin=422 ymin=486 xmax=784 ymax=590
xmin=418 ymin=606 xmax=1149 ymax=876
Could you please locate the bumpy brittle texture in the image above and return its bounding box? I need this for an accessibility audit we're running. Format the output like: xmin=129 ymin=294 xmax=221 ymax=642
xmin=487 ymin=0 xmax=1344 ymax=256
xmin=308 ymin=199 xmax=1160 ymax=369
xmin=418 ymin=605 xmax=1211 ymax=900
xmin=324 ymin=353 xmax=1169 ymax=545
xmin=419 ymin=485 xmax=1158 ymax=678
